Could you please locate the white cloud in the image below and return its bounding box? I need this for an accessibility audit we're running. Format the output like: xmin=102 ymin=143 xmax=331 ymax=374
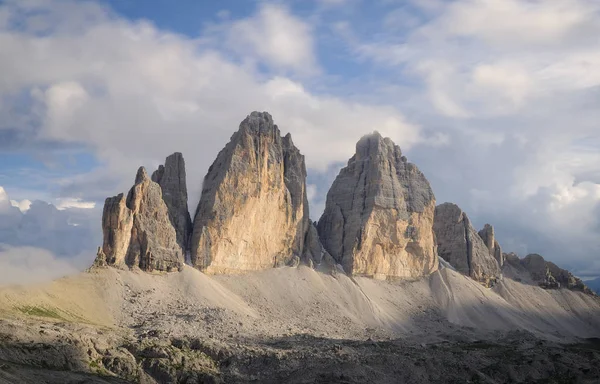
xmin=0 ymin=187 xmax=10 ymax=212
xmin=0 ymin=245 xmax=81 ymax=286
xmin=0 ymin=0 xmax=423 ymax=207
xmin=439 ymin=0 xmax=598 ymax=46
xmin=347 ymin=0 xmax=600 ymax=117
xmin=225 ymin=3 xmax=318 ymax=74
xmin=10 ymin=199 xmax=31 ymax=212
xmin=0 ymin=186 xmax=101 ymax=259
xmin=55 ymin=197 xmax=95 ymax=210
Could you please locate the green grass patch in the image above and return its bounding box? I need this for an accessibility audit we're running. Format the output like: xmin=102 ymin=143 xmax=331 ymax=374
xmin=16 ymin=305 xmax=65 ymax=320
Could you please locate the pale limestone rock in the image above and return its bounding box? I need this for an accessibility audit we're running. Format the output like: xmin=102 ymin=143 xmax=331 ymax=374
xmin=152 ymin=152 xmax=192 ymax=253
xmin=433 ymin=203 xmax=501 ymax=286
xmin=98 ymin=167 xmax=183 ymax=272
xmin=317 ymin=132 xmax=439 ymax=279
xmin=478 ymin=224 xmax=504 ymax=267
xmin=98 ymin=193 xmax=133 ymax=267
xmin=190 ymin=112 xmax=310 ymax=274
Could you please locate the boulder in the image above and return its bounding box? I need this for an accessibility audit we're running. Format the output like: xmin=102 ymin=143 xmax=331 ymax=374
xmin=317 ymin=132 xmax=438 ymax=279
xmin=190 ymin=112 xmax=310 ymax=274
xmin=433 ymin=203 xmax=501 ymax=286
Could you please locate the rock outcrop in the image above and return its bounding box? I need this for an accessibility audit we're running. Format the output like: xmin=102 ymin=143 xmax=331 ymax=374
xmin=478 ymin=224 xmax=504 ymax=267
xmin=96 ymin=167 xmax=183 ymax=272
xmin=151 ymin=152 xmax=192 ymax=253
xmin=433 ymin=203 xmax=501 ymax=286
xmin=520 ymin=254 xmax=593 ymax=294
xmin=190 ymin=112 xmax=310 ymax=274
xmin=317 ymin=132 xmax=439 ymax=279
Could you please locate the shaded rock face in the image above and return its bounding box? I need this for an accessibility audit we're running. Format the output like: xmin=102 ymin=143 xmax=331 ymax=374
xmin=190 ymin=111 xmax=310 ymax=274
xmin=151 ymin=152 xmax=192 ymax=253
xmin=97 ymin=167 xmax=183 ymax=272
xmin=433 ymin=203 xmax=501 ymax=286
xmin=478 ymin=224 xmax=504 ymax=267
xmin=317 ymin=132 xmax=439 ymax=279
xmin=521 ymin=254 xmax=593 ymax=294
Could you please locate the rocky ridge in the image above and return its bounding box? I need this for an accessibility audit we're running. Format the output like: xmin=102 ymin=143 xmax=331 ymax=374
xmin=94 ymin=111 xmax=591 ymax=296
xmin=504 ymin=252 xmax=593 ymax=294
xmin=317 ymin=132 xmax=439 ymax=279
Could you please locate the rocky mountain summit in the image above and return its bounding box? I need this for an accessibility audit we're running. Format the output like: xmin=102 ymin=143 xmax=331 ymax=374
xmin=190 ymin=112 xmax=312 ymax=274
xmin=318 ymin=132 xmax=438 ymax=279
xmin=433 ymin=203 xmax=502 ymax=287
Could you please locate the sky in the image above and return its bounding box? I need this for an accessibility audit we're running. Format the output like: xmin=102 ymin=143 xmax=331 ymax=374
xmin=0 ymin=0 xmax=599 ymax=283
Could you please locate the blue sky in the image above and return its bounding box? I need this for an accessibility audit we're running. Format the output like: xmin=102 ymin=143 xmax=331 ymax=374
xmin=0 ymin=0 xmax=599 ymax=280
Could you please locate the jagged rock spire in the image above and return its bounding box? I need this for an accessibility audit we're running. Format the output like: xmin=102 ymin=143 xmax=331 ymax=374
xmin=478 ymin=224 xmax=504 ymax=267
xmin=152 ymin=152 xmax=192 ymax=253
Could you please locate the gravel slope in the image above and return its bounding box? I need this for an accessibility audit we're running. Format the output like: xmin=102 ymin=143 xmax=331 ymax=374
xmin=0 ymin=261 xmax=599 ymax=383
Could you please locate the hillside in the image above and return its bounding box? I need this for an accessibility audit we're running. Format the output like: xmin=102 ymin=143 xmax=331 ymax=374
xmin=0 ymin=262 xmax=599 ymax=383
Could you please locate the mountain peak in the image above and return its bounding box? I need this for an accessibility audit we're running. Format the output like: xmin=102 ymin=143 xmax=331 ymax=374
xmin=318 ymin=134 xmax=437 ymax=279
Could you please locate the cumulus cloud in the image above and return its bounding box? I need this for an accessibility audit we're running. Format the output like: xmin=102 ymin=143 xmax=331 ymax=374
xmin=0 ymin=186 xmax=100 ymax=260
xmin=0 ymin=245 xmax=82 ymax=286
xmin=10 ymin=199 xmax=31 ymax=212
xmin=224 ymin=4 xmax=318 ymax=74
xmin=0 ymin=0 xmax=424 ymax=211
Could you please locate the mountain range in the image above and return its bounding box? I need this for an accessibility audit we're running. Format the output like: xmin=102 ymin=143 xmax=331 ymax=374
xmin=0 ymin=112 xmax=598 ymax=384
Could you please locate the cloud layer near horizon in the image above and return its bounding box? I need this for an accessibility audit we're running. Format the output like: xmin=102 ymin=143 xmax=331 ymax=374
xmin=0 ymin=0 xmax=599 ymax=279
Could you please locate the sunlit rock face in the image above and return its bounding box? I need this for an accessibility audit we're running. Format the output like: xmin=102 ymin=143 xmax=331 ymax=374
xmin=433 ymin=203 xmax=501 ymax=286
xmin=190 ymin=112 xmax=310 ymax=274
xmin=97 ymin=167 xmax=183 ymax=272
xmin=317 ymin=132 xmax=439 ymax=279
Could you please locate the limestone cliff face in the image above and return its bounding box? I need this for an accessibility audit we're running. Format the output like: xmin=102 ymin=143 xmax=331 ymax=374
xmin=433 ymin=203 xmax=501 ymax=286
xmin=152 ymin=152 xmax=192 ymax=253
xmin=190 ymin=112 xmax=310 ymax=274
xmin=97 ymin=167 xmax=183 ymax=272
xmin=317 ymin=132 xmax=439 ymax=279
